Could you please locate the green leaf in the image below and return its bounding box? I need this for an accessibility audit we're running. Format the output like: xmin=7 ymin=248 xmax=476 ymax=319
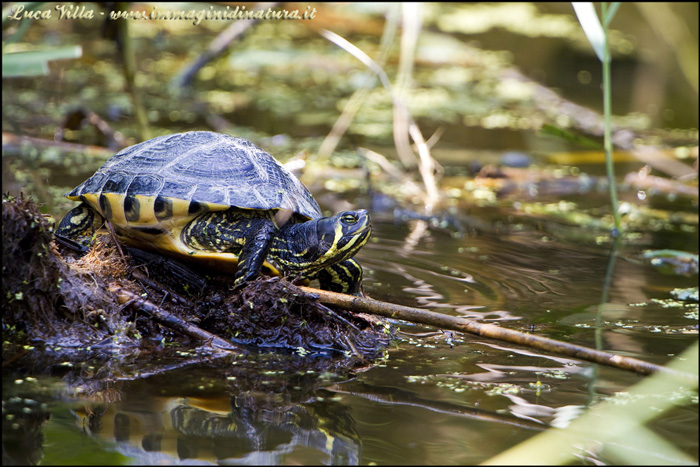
xmin=539 ymin=124 xmax=603 ymax=149
xmin=1 ymin=56 xmax=47 ymax=77
xmin=2 ymin=46 xmax=82 ymax=78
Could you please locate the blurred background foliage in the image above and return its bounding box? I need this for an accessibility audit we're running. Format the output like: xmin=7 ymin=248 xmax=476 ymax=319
xmin=3 ymin=2 xmax=697 ymax=178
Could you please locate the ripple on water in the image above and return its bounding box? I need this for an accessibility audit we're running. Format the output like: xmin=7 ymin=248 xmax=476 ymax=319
xmin=359 ymin=222 xmax=611 ymax=323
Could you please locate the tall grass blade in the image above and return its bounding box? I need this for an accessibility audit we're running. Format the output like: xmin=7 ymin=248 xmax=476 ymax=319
xmin=572 ymin=3 xmax=605 ymax=62
xmin=482 ymin=341 xmax=699 ymax=465
xmin=600 ymin=2 xmax=622 ymax=235
xmin=573 ymin=2 xmax=622 ymax=235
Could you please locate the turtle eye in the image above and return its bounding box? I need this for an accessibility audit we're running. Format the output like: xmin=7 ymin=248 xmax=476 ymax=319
xmin=341 ymin=213 xmax=358 ymax=225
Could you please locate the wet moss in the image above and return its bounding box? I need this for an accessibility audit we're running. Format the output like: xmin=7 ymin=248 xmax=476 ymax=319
xmin=3 ymin=193 xmax=63 ymax=333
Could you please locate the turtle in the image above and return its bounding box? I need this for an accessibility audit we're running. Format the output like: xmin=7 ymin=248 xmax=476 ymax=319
xmin=56 ymin=131 xmax=371 ymax=294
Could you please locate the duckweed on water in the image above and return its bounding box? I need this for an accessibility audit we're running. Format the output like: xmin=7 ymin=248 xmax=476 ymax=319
xmin=406 ymin=374 xmax=529 ymax=396
xmin=535 ymin=369 xmax=569 ymax=380
xmin=602 ymin=388 xmax=699 ymax=406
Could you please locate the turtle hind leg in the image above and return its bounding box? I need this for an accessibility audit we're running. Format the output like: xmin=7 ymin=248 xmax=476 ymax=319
xmin=232 ymin=218 xmax=277 ymax=288
xmin=317 ymin=258 xmax=364 ymax=295
xmin=56 ymin=202 xmax=103 ymax=237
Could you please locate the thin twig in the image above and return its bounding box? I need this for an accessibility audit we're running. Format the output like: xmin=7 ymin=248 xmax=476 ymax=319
xmin=104 ymin=221 xmax=125 ymax=259
xmin=321 ymin=28 xmax=441 ymax=210
xmin=1 ymin=132 xmax=116 ymax=158
xmin=300 ymin=286 xmax=697 ymax=380
xmin=317 ymin=3 xmax=400 ymax=159
xmin=172 ymin=2 xmax=279 ymax=88
xmin=109 ymin=285 xmax=242 ymax=353
xmin=115 ymin=2 xmax=150 ymax=140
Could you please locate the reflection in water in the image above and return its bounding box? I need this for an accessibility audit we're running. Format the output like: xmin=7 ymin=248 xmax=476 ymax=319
xmin=2 ymin=347 xmax=373 ymax=465
xmin=499 ymin=393 xmax=586 ymax=428
xmin=73 ymin=392 xmax=360 ymax=464
xmin=54 ymin=351 xmax=369 ymax=465
xmin=330 ymin=380 xmax=545 ymax=432
xmin=473 ymin=341 xmax=589 ymax=371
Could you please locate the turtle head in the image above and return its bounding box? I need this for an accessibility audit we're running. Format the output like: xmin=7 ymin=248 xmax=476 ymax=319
xmin=315 ymin=209 xmax=371 ymax=264
xmin=273 ymin=209 xmax=370 ymax=283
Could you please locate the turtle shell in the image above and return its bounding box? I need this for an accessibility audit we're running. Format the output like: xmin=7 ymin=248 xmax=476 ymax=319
xmin=67 ymin=131 xmax=322 ymax=224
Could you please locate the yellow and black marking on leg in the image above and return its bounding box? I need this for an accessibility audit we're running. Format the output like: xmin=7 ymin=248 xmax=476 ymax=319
xmin=56 ymin=202 xmax=104 ymax=237
xmin=268 ymin=240 xmax=318 ymax=273
xmin=181 ymin=208 xmax=263 ymax=253
xmin=182 ymin=208 xmax=280 ymax=286
xmin=317 ymin=258 xmax=363 ymax=294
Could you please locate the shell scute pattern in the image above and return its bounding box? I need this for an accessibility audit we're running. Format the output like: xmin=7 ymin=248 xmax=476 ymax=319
xmin=128 ymin=174 xmax=164 ymax=197
xmin=75 ymin=172 xmax=107 ymax=196
xmin=67 ymin=131 xmax=322 ymax=220
xmin=102 ymin=173 xmax=129 ymax=194
xmin=160 ymin=180 xmax=196 ymax=203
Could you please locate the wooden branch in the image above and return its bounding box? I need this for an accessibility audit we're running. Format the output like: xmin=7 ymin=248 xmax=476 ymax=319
xmin=109 ymin=285 xmax=242 ymax=353
xmin=301 ymin=286 xmax=697 ymax=380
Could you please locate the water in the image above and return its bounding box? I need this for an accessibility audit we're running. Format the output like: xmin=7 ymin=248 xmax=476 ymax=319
xmin=3 ymin=216 xmax=697 ymax=465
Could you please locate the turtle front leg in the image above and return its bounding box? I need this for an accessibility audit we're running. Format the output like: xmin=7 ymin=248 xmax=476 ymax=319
xmin=232 ymin=218 xmax=277 ymax=288
xmin=56 ymin=202 xmax=103 ymax=237
xmin=317 ymin=258 xmax=364 ymax=295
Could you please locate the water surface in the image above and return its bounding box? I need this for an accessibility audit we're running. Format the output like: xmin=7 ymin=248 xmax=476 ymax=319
xmin=3 ymin=215 xmax=697 ymax=465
